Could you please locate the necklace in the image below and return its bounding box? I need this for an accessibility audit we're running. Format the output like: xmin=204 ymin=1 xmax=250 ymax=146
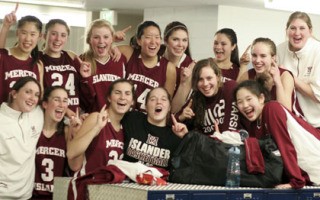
xmin=256 ymin=119 xmax=261 ymax=129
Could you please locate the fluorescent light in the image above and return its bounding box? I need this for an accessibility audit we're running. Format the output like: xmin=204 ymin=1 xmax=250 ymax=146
xmin=264 ymin=0 xmax=320 ymax=15
xmin=0 ymin=0 xmax=85 ymax=8
xmin=100 ymin=10 xmax=118 ymax=25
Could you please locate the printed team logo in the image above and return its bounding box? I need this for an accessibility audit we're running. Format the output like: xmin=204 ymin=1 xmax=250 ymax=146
xmin=306 ymin=66 xmax=312 ymax=77
xmin=31 ymin=126 xmax=36 ymax=134
xmin=146 ymin=134 xmax=159 ymax=146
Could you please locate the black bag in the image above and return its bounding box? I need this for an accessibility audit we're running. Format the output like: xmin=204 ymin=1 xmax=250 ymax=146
xmin=169 ymin=131 xmax=283 ymax=188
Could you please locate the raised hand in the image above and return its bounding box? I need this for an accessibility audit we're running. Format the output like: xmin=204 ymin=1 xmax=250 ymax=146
xmin=114 ymin=25 xmax=132 ymax=42
xmin=171 ymin=114 xmax=188 ymax=138
xmin=77 ymin=56 xmax=92 ymax=78
xmin=3 ymin=3 xmax=18 ymax=28
xmin=178 ymin=99 xmax=195 ymax=121
xmin=240 ymin=45 xmax=251 ymax=66
xmin=214 ymin=119 xmax=220 ymax=134
xmin=180 ymin=61 xmax=195 ymax=84
xmin=96 ymin=104 xmax=108 ymax=132
xmin=269 ymin=59 xmax=281 ymax=85
xmin=69 ymin=107 xmax=83 ymax=139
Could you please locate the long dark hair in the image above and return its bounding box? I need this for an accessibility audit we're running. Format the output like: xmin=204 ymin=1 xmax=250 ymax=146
xmin=163 ymin=21 xmax=191 ymax=57
xmin=191 ymin=58 xmax=222 ymax=128
xmin=133 ymin=21 xmax=161 ymax=50
xmin=233 ymin=79 xmax=271 ymax=104
xmin=215 ymin=28 xmax=240 ymax=67
xmin=17 ymin=15 xmax=42 ymax=66
xmin=42 ymin=86 xmax=68 ymax=135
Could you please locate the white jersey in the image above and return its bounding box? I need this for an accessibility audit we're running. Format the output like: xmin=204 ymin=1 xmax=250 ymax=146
xmin=0 ymin=103 xmax=44 ymax=199
xmin=277 ymin=37 xmax=320 ymax=128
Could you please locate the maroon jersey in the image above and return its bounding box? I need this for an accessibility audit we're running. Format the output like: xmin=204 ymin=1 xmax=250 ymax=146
xmin=79 ymin=55 xmax=126 ymax=113
xmin=221 ymin=63 xmax=239 ymax=82
xmin=78 ymin=121 xmax=124 ymax=176
xmin=33 ymin=131 xmax=66 ymax=199
xmin=201 ymin=80 xmax=242 ymax=134
xmin=248 ymin=68 xmax=304 ymax=117
xmin=126 ymin=49 xmax=169 ymax=112
xmin=40 ymin=51 xmax=81 ymax=112
xmin=0 ymin=48 xmax=40 ymax=103
xmin=249 ymin=101 xmax=320 ymax=189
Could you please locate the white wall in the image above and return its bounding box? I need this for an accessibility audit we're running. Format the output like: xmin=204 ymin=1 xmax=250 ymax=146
xmin=144 ymin=5 xmax=320 ymax=61
xmin=144 ymin=6 xmax=218 ymax=60
xmin=218 ymin=5 xmax=320 ymax=54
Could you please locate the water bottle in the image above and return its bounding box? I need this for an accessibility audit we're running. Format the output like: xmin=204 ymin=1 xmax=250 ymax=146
xmin=225 ymin=146 xmax=241 ymax=187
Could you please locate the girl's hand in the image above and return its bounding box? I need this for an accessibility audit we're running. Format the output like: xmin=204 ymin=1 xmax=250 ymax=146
xmin=178 ymin=99 xmax=195 ymax=121
xmin=78 ymin=57 xmax=92 ymax=78
xmin=269 ymin=59 xmax=281 ymax=85
xmin=96 ymin=104 xmax=108 ymax=132
xmin=3 ymin=3 xmax=18 ymax=28
xmin=180 ymin=62 xmax=195 ymax=84
xmin=240 ymin=45 xmax=251 ymax=66
xmin=113 ymin=26 xmax=132 ymax=42
xmin=69 ymin=108 xmax=82 ymax=139
xmin=171 ymin=114 xmax=188 ymax=138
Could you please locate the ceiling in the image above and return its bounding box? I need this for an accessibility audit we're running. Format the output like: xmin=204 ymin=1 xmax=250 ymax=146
xmin=84 ymin=0 xmax=265 ymax=14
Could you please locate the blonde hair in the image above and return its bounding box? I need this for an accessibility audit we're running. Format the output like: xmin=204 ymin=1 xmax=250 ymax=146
xmin=83 ymin=19 xmax=115 ymax=75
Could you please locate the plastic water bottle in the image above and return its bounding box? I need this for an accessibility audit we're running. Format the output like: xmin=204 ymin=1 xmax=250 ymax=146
xmin=225 ymin=146 xmax=241 ymax=187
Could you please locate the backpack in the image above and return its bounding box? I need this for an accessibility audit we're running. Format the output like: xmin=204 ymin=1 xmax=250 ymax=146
xmin=169 ymin=131 xmax=283 ymax=188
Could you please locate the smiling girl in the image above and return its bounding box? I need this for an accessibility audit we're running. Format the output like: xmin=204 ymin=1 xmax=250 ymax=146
xmin=162 ymin=21 xmax=195 ymax=113
xmin=0 ymin=12 xmax=43 ymax=104
xmin=0 ymin=77 xmax=43 ymax=199
xmin=239 ymin=38 xmax=303 ymax=116
xmin=79 ymin=19 xmax=127 ymax=113
xmin=234 ymin=79 xmax=320 ymax=189
xmin=67 ymin=79 xmax=134 ymax=175
xmin=33 ymin=86 xmax=81 ymax=199
xmin=40 ymin=19 xmax=82 ymax=116
xmin=177 ymin=58 xmax=243 ymax=134
xmin=277 ymin=11 xmax=320 ymax=128
xmin=118 ymin=21 xmax=177 ymax=113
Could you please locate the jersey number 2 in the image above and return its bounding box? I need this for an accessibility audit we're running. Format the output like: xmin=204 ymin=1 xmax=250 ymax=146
xmin=52 ymin=73 xmax=75 ymax=96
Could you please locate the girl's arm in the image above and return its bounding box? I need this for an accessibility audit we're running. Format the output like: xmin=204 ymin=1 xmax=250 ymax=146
xmin=294 ymin=77 xmax=320 ymax=103
xmin=171 ymin=62 xmax=195 ymax=113
xmin=164 ymin=61 xmax=177 ymax=100
xmin=237 ymin=45 xmax=251 ymax=82
xmin=66 ymin=105 xmax=108 ymax=171
xmin=117 ymin=45 xmax=134 ymax=62
xmin=271 ymin=62 xmax=295 ymax=111
xmin=0 ymin=3 xmax=18 ymax=48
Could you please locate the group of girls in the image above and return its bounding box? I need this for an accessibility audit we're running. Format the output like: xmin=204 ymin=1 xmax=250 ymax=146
xmin=0 ymin=3 xmax=320 ymax=199
xmin=0 ymin=3 xmax=193 ymax=199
